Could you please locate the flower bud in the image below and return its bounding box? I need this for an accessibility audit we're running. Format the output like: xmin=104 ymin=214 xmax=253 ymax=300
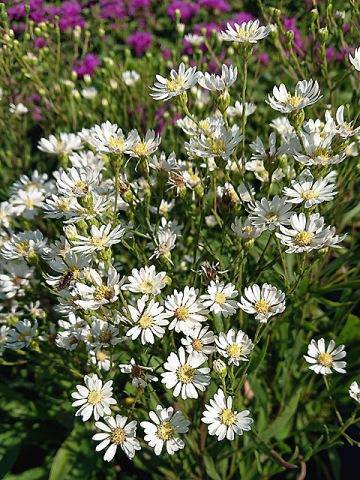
xmin=213 ymin=359 xmax=227 ymax=377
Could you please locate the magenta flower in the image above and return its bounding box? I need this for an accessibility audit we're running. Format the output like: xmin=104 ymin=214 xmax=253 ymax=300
xmin=167 ymin=1 xmax=200 ymax=22
xmin=73 ymin=54 xmax=100 ymax=77
xmin=199 ymin=0 xmax=230 ymax=12
xmin=127 ymin=31 xmax=153 ymax=56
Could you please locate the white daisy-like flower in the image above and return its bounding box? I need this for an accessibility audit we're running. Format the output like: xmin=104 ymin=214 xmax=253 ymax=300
xmin=215 ymin=329 xmax=253 ymax=366
xmin=202 ymin=388 xmax=253 ymax=441
xmin=128 ymin=129 xmax=161 ymax=158
xmin=181 ymin=325 xmax=216 ymax=357
xmin=122 ymin=265 xmax=166 ymax=296
xmin=89 ymin=349 xmax=112 ymax=371
xmin=149 ymin=151 xmax=183 ymax=172
xmin=220 ymin=20 xmax=271 ymax=44
xmin=349 ymin=47 xmax=360 ymax=71
xmin=71 ymin=224 xmax=126 ymax=254
xmin=71 ymin=373 xmax=116 ymax=421
xmin=119 ymin=358 xmax=158 ymax=388
xmin=201 ymin=281 xmax=239 ymax=317
xmin=227 ymin=101 xmax=256 ymax=118
xmin=198 ymin=64 xmax=237 ymax=92
xmin=9 ymin=102 xmax=28 ymax=115
xmin=304 ymin=338 xmax=346 ymax=375
xmin=270 ymin=117 xmax=294 ymax=138
xmin=125 ymin=295 xmax=169 ymax=345
xmin=54 ymin=166 xmax=100 ymax=197
xmin=38 ymin=133 xmax=82 ymax=155
xmin=184 ymin=33 xmax=205 ymax=46
xmin=283 ymin=169 xmax=337 ymax=207
xmin=0 ymin=325 xmax=11 ymax=355
xmin=93 ymin=415 xmax=141 ymax=461
xmin=248 ymin=196 xmax=292 ymax=231
xmin=11 ymin=189 xmax=45 ymax=219
xmin=150 ymin=63 xmax=201 ymax=101
xmin=89 ymin=319 xmax=123 ymax=350
xmin=122 ymin=70 xmax=140 ymax=86
xmin=74 ymin=267 xmax=121 ymax=310
xmin=86 ymin=121 xmax=136 ymax=154
xmin=69 ymin=150 xmax=104 ymax=171
xmin=331 ymin=105 xmax=360 ymax=139
xmin=239 ymin=284 xmax=285 ymax=322
xmin=349 ymin=381 xmax=360 ymax=403
xmin=231 ymin=217 xmax=263 ymax=240
xmin=141 ymin=405 xmax=190 ymax=455
xmin=161 ymin=347 xmax=210 ymax=399
xmin=5 ymin=319 xmax=38 ymax=349
xmin=276 ymin=213 xmax=344 ymax=253
xmin=267 ymin=79 xmax=322 ymax=113
xmin=291 ymin=130 xmax=346 ymax=166
xmin=165 ymin=286 xmax=208 ymax=334
xmin=1 ymin=230 xmax=47 ymax=261
xmin=186 ymin=125 xmax=241 ymax=161
xmin=149 ymin=226 xmax=177 ymax=261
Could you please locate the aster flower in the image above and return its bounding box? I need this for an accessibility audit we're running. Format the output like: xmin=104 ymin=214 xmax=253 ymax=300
xmin=9 ymin=102 xmax=28 ymax=115
xmin=267 ymin=79 xmax=322 ymax=113
xmin=71 ymin=373 xmax=116 ymax=421
xmin=185 ymin=125 xmax=241 ymax=161
xmin=201 ymin=281 xmax=239 ymax=317
xmin=239 ymin=284 xmax=285 ymax=322
xmin=141 ymin=405 xmax=190 ymax=455
xmin=128 ymin=130 xmax=161 ymax=158
xmin=74 ymin=267 xmax=121 ymax=310
xmin=283 ymin=169 xmax=337 ymax=207
xmin=5 ymin=319 xmax=38 ymax=349
xmin=165 ymin=286 xmax=208 ymax=334
xmin=89 ymin=349 xmax=112 ymax=372
xmin=54 ymin=166 xmax=100 ymax=197
xmin=349 ymin=47 xmax=360 ymax=71
xmin=38 ymin=133 xmax=82 ymax=155
xmin=291 ymin=130 xmax=346 ymax=166
xmin=125 ymin=295 xmax=169 ymax=344
xmin=202 ymin=388 xmax=253 ymax=441
xmin=248 ymin=196 xmax=292 ymax=231
xmin=1 ymin=230 xmax=47 ymax=261
xmin=122 ymin=70 xmax=140 ymax=86
xmin=161 ymin=347 xmax=210 ymax=399
xmin=86 ymin=121 xmax=136 ymax=155
xmin=227 ymin=101 xmax=256 ymax=118
xmin=150 ymin=63 xmax=201 ymax=101
xmin=122 ymin=265 xmax=166 ymax=296
xmin=198 ymin=64 xmax=238 ymax=92
xmin=231 ymin=217 xmax=263 ymax=240
xmin=304 ymin=338 xmax=346 ymax=375
xmin=71 ymin=224 xmax=126 ymax=253
xmin=349 ymin=381 xmax=360 ymax=404
xmin=270 ymin=117 xmax=294 ymax=138
xmin=93 ymin=415 xmax=141 ymax=461
xmin=276 ymin=213 xmax=344 ymax=253
xmin=89 ymin=319 xmax=123 ymax=350
xmin=181 ymin=325 xmax=216 ymax=357
xmin=220 ymin=20 xmax=271 ymax=44
xmin=331 ymin=105 xmax=360 ymax=139
xmin=215 ymin=329 xmax=253 ymax=365
xmin=11 ymin=189 xmax=45 ymax=219
xmin=119 ymin=358 xmax=158 ymax=388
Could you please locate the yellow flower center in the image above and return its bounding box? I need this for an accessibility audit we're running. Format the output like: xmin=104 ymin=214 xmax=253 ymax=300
xmin=294 ymin=231 xmax=314 ymax=246
xmin=111 ymin=427 xmax=126 ymax=445
xmin=287 ymin=94 xmax=303 ymax=108
xmin=99 ymin=330 xmax=113 ymax=343
xmin=139 ymin=314 xmax=154 ymax=329
xmin=140 ymin=280 xmax=154 ymax=294
xmin=73 ymin=180 xmax=88 ymax=194
xmin=192 ymin=338 xmax=203 ymax=352
xmin=58 ymin=198 xmax=71 ymax=211
xmin=302 ymin=189 xmax=319 ymax=200
xmin=175 ymin=306 xmax=189 ymax=321
xmin=265 ymin=213 xmax=278 ymax=223
xmin=242 ymin=226 xmax=254 ymax=235
xmin=176 ymin=364 xmax=195 ymax=383
xmin=220 ymin=408 xmax=237 ymax=426
xmin=254 ymin=299 xmax=270 ymax=314
xmin=318 ymin=352 xmax=333 ymax=367
xmin=133 ymin=141 xmax=149 ymax=157
xmin=91 ymin=235 xmax=107 ymax=247
xmin=95 ymin=350 xmax=108 ymax=362
xmin=209 ymin=138 xmax=226 ymax=155
xmin=312 ymin=147 xmax=330 ymax=164
xmin=214 ymin=292 xmax=227 ymax=305
xmin=16 ymin=241 xmax=30 ymax=255
xmin=108 ymin=136 xmax=125 ymax=151
xmin=156 ymin=421 xmax=175 ymax=440
xmin=94 ymin=285 xmax=113 ymax=301
xmin=87 ymin=390 xmax=102 ymax=405
xmin=166 ymin=77 xmax=185 ymax=93
xmin=24 ymin=197 xmax=35 ymax=209
xmin=226 ymin=344 xmax=243 ymax=359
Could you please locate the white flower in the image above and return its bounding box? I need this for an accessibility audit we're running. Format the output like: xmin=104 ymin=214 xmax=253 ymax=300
xmin=38 ymin=133 xmax=82 ymax=155
xmin=74 ymin=267 xmax=121 ymax=310
xmin=227 ymin=101 xmax=256 ymax=118
xmin=201 ymin=281 xmax=239 ymax=317
xmin=122 ymin=70 xmax=140 ymax=86
xmin=276 ymin=213 xmax=344 ymax=253
xmin=161 ymin=347 xmax=210 ymax=399
xmin=184 ymin=33 xmax=204 ymax=46
xmin=89 ymin=349 xmax=112 ymax=371
xmin=186 ymin=125 xmax=241 ymax=161
xmin=248 ymin=196 xmax=292 ymax=231
xmin=93 ymin=415 xmax=141 ymax=461
xmin=128 ymin=130 xmax=161 ymax=158
xmin=71 ymin=373 xmax=116 ymax=421
xmin=304 ymin=339 xmax=346 ymax=375
xmin=125 ymin=296 xmax=169 ymax=344
xmin=71 ymin=224 xmax=126 ymax=253
xmin=181 ymin=325 xmax=216 ymax=357
xmin=81 ymin=87 xmax=97 ymax=99
xmin=141 ymin=405 xmax=190 ymax=455
xmin=150 ymin=63 xmax=201 ymax=101
xmin=9 ymin=102 xmax=28 ymax=115
xmin=165 ymin=286 xmax=208 ymax=334
xmin=283 ymin=169 xmax=337 ymax=207
xmin=202 ymin=388 xmax=253 ymax=441
xmin=239 ymin=284 xmax=285 ymax=322
xmin=149 ymin=151 xmax=183 ymax=172
xmin=86 ymin=121 xmax=136 ymax=154
xmin=332 ymin=105 xmax=360 ymax=139
xmin=198 ymin=64 xmax=237 ymax=92
xmin=54 ymin=167 xmax=100 ymax=197
xmin=0 ymin=261 xmax=33 ymax=299
xmin=220 ymin=20 xmax=271 ymax=44
xmin=291 ymin=130 xmax=346 ymax=166
xmin=215 ymin=329 xmax=253 ymax=365
xmin=119 ymin=358 xmax=158 ymax=388
xmin=1 ymin=230 xmax=47 ymax=261
xmin=0 ymin=325 xmax=10 ymax=355
xmin=122 ymin=265 xmax=166 ymax=296
xmin=149 ymin=226 xmax=177 ymax=260
xmin=270 ymin=117 xmax=294 ymax=138
xmin=349 ymin=381 xmax=360 ymax=403
xmin=89 ymin=319 xmax=123 ymax=349
xmin=267 ymin=80 xmax=322 ymax=113
xmin=69 ymin=150 xmax=104 ymax=171
xmin=231 ymin=217 xmax=263 ymax=240
xmin=5 ymin=319 xmax=38 ymax=349
xmin=349 ymin=47 xmax=360 ymax=71
xmin=11 ymin=189 xmax=45 ymax=219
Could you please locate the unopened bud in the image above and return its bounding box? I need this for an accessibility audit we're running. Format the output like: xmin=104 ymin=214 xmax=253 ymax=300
xmin=213 ymin=359 xmax=227 ymax=377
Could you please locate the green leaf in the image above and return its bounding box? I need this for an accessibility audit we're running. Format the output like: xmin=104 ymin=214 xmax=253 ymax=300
xmin=262 ymin=389 xmax=301 ymax=441
xmin=338 ymin=314 xmax=360 ymax=344
xmin=0 ymin=443 xmax=21 ymax=479
xmin=203 ymin=456 xmax=223 ymax=480
xmin=5 ymin=467 xmax=46 ymax=480
xmin=48 ymin=424 xmax=80 ymax=480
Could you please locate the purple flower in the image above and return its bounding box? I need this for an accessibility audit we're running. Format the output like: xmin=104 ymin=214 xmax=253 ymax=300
xmin=199 ymin=0 xmax=230 ymax=12
xmin=73 ymin=54 xmax=100 ymax=77
xmin=258 ymin=52 xmax=269 ymax=66
xmin=127 ymin=31 xmax=152 ymax=56
xmin=167 ymin=1 xmax=200 ymax=22
xmin=283 ymin=17 xmax=304 ymax=54
xmin=59 ymin=1 xmax=85 ymax=31
xmin=194 ymin=22 xmax=221 ymax=37
xmin=228 ymin=12 xmax=254 ymax=26
xmin=162 ymin=48 xmax=172 ymax=60
xmin=100 ymin=0 xmax=127 ymax=20
xmin=34 ymin=37 xmax=46 ymax=49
